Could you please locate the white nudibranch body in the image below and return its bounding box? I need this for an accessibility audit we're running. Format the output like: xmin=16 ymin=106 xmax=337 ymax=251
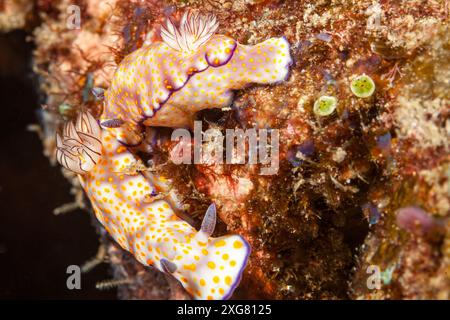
xmin=56 ymin=11 xmax=293 ymax=299
xmin=57 ymin=112 xmax=249 ymax=299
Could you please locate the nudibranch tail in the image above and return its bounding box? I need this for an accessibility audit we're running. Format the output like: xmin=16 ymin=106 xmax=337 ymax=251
xmin=185 ymin=232 xmax=250 ymax=300
xmin=158 ymin=203 xmax=250 ymax=300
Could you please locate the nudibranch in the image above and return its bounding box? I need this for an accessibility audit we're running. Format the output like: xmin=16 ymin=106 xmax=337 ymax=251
xmin=57 ymin=111 xmax=250 ymax=299
xmin=56 ymin=11 xmax=292 ymax=300
xmin=101 ymin=10 xmax=292 ymax=146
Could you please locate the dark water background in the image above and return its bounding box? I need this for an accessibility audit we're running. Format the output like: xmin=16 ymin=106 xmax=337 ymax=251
xmin=0 ymin=30 xmax=115 ymax=299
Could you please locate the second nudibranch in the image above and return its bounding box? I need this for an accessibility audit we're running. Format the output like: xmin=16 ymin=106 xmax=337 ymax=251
xmin=56 ymin=111 xmax=250 ymax=300
xmin=101 ymin=11 xmax=292 ymax=146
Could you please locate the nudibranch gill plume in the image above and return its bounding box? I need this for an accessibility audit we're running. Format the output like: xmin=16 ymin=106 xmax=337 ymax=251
xmin=56 ymin=11 xmax=292 ymax=299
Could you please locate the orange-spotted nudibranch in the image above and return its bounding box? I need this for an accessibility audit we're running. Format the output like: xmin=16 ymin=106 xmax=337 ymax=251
xmin=56 ymin=11 xmax=292 ymax=300
xmin=56 ymin=111 xmax=250 ymax=300
xmin=101 ymin=10 xmax=292 ymax=146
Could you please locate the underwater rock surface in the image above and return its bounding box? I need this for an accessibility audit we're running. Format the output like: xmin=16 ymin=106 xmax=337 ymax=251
xmin=4 ymin=0 xmax=448 ymax=299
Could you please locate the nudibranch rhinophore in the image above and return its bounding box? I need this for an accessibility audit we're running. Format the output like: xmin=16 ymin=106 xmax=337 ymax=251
xmin=55 ymin=11 xmax=292 ymax=300
xmin=101 ymin=10 xmax=292 ymax=146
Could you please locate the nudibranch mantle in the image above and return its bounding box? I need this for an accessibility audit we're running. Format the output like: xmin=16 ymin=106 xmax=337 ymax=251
xmin=56 ymin=11 xmax=293 ymax=300
xmin=101 ymin=10 xmax=292 ymax=145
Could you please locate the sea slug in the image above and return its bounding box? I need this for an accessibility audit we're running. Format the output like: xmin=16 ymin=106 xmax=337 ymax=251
xmin=56 ymin=11 xmax=292 ymax=299
xmin=100 ymin=10 xmax=292 ymax=145
xmin=57 ymin=111 xmax=250 ymax=299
